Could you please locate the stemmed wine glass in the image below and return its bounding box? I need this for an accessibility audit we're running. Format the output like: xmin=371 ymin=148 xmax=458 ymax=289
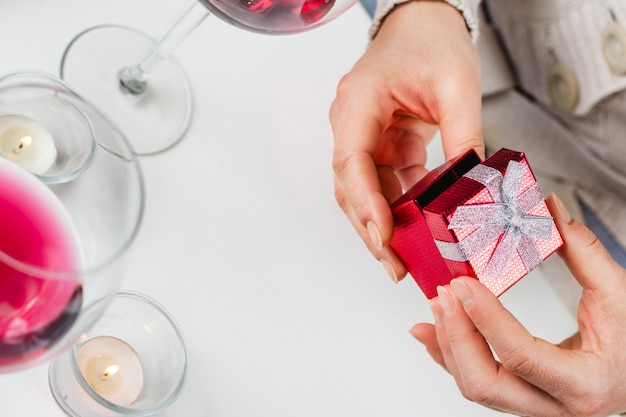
xmin=60 ymin=0 xmax=358 ymax=156
xmin=0 ymin=71 xmax=145 ymax=373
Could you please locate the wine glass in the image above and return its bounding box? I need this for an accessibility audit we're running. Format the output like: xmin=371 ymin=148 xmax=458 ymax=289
xmin=0 ymin=71 xmax=145 ymax=373
xmin=60 ymin=0 xmax=358 ymax=156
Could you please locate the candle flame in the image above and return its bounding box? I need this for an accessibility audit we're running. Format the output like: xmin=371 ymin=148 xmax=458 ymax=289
xmin=12 ymin=136 xmax=33 ymax=154
xmin=101 ymin=364 xmax=120 ymax=381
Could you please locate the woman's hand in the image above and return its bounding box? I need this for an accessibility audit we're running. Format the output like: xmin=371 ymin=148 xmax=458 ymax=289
xmin=411 ymin=194 xmax=626 ymax=417
xmin=330 ymin=0 xmax=484 ymax=282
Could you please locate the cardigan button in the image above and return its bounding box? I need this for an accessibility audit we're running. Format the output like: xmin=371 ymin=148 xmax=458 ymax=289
xmin=603 ymin=22 xmax=626 ymax=75
xmin=547 ymin=63 xmax=579 ymax=113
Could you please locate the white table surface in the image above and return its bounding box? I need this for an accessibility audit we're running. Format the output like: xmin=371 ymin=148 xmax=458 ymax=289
xmin=0 ymin=1 xmax=577 ymax=416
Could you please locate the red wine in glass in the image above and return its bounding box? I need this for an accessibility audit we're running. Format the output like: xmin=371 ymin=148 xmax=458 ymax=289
xmin=0 ymin=160 xmax=82 ymax=366
xmin=204 ymin=0 xmax=336 ymax=32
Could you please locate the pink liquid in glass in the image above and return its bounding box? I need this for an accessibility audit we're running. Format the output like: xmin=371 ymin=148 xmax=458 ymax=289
xmin=203 ymin=0 xmax=335 ymax=33
xmin=0 ymin=159 xmax=82 ymax=366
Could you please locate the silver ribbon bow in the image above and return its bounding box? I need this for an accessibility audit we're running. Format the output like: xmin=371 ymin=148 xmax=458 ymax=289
xmin=435 ymin=160 xmax=553 ymax=279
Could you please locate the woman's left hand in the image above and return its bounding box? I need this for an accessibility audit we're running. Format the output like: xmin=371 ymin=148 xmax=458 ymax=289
xmin=410 ymin=194 xmax=626 ymax=417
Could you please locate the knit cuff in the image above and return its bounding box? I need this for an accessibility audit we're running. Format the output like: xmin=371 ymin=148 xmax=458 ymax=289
xmin=369 ymin=0 xmax=481 ymax=42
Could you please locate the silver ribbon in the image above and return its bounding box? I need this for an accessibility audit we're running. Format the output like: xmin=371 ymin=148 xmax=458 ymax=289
xmin=435 ymin=160 xmax=553 ymax=279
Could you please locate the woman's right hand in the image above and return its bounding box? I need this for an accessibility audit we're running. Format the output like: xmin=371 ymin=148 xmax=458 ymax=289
xmin=330 ymin=0 xmax=484 ymax=282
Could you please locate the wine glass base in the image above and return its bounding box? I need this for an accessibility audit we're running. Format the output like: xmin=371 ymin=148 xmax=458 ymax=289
xmin=61 ymin=25 xmax=193 ymax=156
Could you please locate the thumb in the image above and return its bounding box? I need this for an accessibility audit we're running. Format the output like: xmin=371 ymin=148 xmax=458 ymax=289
xmin=437 ymin=70 xmax=485 ymax=161
xmin=439 ymin=97 xmax=485 ymax=161
xmin=546 ymin=193 xmax=624 ymax=292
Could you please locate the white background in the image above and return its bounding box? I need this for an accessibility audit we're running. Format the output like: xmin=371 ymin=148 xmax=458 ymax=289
xmin=0 ymin=0 xmax=577 ymax=416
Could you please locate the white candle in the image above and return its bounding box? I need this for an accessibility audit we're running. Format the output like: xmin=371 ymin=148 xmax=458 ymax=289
xmin=0 ymin=114 xmax=57 ymax=175
xmin=75 ymin=336 xmax=144 ymax=406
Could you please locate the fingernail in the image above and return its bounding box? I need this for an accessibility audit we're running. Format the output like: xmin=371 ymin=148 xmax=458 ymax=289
xmin=381 ymin=259 xmax=398 ymax=284
xmin=409 ymin=324 xmax=424 ymax=343
xmin=450 ymin=279 xmax=473 ymax=307
xmin=436 ymin=286 xmax=455 ymax=316
xmin=549 ymin=192 xmax=573 ymax=225
xmin=428 ymin=299 xmax=442 ymax=324
xmin=367 ymin=221 xmax=383 ymax=251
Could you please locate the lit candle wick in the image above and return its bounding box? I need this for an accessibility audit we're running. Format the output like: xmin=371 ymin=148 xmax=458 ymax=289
xmin=0 ymin=115 xmax=57 ymax=175
xmin=101 ymin=365 xmax=120 ymax=381
xmin=12 ymin=136 xmax=33 ymax=154
xmin=77 ymin=337 xmax=144 ymax=405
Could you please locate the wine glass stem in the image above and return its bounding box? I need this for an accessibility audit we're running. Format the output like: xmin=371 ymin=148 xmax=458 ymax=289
xmin=119 ymin=1 xmax=211 ymax=95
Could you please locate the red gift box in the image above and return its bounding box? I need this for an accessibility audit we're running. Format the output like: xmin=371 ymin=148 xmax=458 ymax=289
xmin=389 ymin=148 xmax=563 ymax=298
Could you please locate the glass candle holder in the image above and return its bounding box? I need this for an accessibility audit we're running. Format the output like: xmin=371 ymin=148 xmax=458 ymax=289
xmin=49 ymin=291 xmax=187 ymax=417
xmin=0 ymin=72 xmax=97 ymax=183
